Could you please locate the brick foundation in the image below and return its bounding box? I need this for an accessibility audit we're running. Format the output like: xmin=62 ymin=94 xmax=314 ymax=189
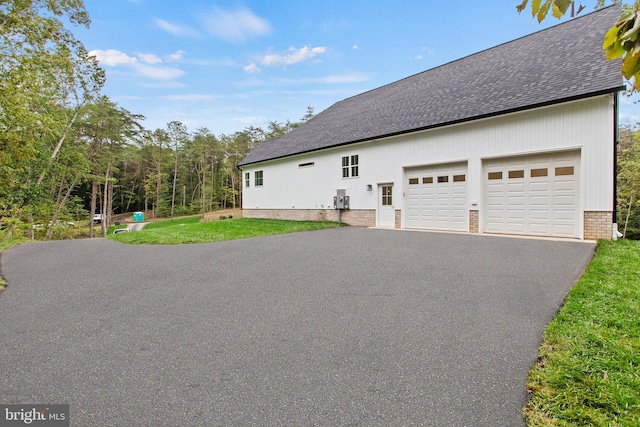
xmin=583 ymin=211 xmax=612 ymax=240
xmin=243 ymin=208 xmax=376 ymax=227
xmin=469 ymin=210 xmax=479 ymax=234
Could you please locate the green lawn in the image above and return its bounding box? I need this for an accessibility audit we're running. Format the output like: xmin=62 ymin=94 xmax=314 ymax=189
xmin=524 ymin=239 xmax=640 ymax=426
xmin=108 ymin=217 xmax=345 ymax=244
xmin=142 ymin=215 xmax=203 ymax=229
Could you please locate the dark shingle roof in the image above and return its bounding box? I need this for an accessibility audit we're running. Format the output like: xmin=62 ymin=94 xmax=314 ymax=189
xmin=240 ymin=6 xmax=623 ymax=167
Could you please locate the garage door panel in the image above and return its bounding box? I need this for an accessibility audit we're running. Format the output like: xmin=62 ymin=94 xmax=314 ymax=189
xmin=529 ymin=182 xmax=550 ymax=192
xmin=529 ymin=223 xmax=551 ymax=234
xmin=507 ymin=223 xmax=526 ymax=232
xmin=554 ymin=181 xmax=576 ymax=192
xmin=554 ymin=209 xmax=577 ymax=220
xmin=529 ymin=196 xmax=549 ymax=206
xmin=483 ymin=151 xmax=580 ymax=238
xmin=507 ymin=197 xmax=525 ymax=206
xmin=529 ymin=157 xmax=551 ymax=165
xmin=508 ymin=210 xmax=526 ymax=219
xmin=553 ymin=195 xmax=576 ymax=206
xmin=507 ymin=183 xmax=525 ymax=191
xmin=529 ymin=209 xmax=549 ymax=219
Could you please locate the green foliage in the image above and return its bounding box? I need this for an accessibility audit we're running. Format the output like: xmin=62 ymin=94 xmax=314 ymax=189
xmin=517 ymin=1 xmax=640 ymax=90
xmin=0 ymin=0 xmax=104 ymax=234
xmin=602 ymin=4 xmax=640 ymax=90
xmin=617 ymin=125 xmax=640 ymax=238
xmin=524 ymin=240 xmax=640 ymax=426
xmin=517 ymin=0 xmax=584 ymax=22
xmin=109 ymin=218 xmax=344 ymax=245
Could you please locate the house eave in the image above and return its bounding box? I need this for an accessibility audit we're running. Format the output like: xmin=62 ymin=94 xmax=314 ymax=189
xmin=238 ymin=87 xmax=624 ymax=168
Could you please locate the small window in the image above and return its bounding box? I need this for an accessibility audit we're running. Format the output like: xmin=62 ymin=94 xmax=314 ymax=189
xmin=488 ymin=172 xmax=502 ymax=180
xmin=555 ymin=166 xmax=574 ymax=176
xmin=382 ymin=185 xmax=392 ymax=206
xmin=341 ymin=155 xmax=359 ymax=178
xmin=255 ymin=170 xmax=263 ymax=186
xmin=342 ymin=156 xmax=349 ymax=178
xmin=351 ymin=155 xmax=359 ymax=177
xmin=245 ymin=172 xmax=250 ymax=188
xmin=299 ymin=162 xmax=314 ymax=168
xmin=531 ymin=168 xmax=548 ymax=178
xmin=437 ymin=176 xmax=449 ymax=183
xmin=409 ymin=178 xmax=419 ymax=185
xmin=423 ymin=177 xmax=433 ymax=184
xmin=509 ymin=170 xmax=524 ymax=179
xmin=453 ymin=174 xmax=466 ymax=182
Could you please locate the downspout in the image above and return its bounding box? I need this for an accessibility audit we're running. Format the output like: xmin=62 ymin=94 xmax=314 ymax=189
xmin=612 ymin=92 xmax=621 ymax=239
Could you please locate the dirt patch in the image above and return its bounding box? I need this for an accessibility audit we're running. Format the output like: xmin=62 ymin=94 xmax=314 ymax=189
xmin=201 ymin=209 xmax=243 ymax=222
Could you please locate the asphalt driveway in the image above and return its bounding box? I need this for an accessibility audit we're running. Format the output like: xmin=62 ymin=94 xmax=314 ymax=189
xmin=0 ymin=228 xmax=595 ymax=426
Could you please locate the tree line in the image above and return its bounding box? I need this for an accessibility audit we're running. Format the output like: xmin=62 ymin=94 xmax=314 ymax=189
xmin=1 ymin=93 xmax=313 ymax=238
xmin=0 ymin=1 xmax=311 ymax=239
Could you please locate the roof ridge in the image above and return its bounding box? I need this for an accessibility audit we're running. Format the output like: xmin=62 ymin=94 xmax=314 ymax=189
xmin=335 ymin=4 xmax=620 ymax=105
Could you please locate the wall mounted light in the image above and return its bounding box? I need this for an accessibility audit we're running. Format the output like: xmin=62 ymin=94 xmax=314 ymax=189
xmin=366 ymin=184 xmax=373 ymax=191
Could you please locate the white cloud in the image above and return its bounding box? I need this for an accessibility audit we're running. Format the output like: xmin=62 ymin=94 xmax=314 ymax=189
xmin=138 ymin=53 xmax=162 ymax=64
xmin=166 ymin=50 xmax=186 ymax=62
xmin=133 ymin=63 xmax=186 ymax=80
xmin=261 ymin=46 xmax=327 ymax=67
xmin=89 ymin=49 xmax=185 ymax=81
xmin=203 ymin=6 xmax=271 ymax=42
xmin=353 ymin=45 xmax=358 ymax=49
xmin=243 ymin=63 xmax=261 ymax=74
xmin=413 ymin=47 xmax=434 ymax=61
xmin=191 ymin=58 xmax=236 ymax=67
xmin=155 ymin=18 xmax=200 ymax=37
xmin=89 ymin=49 xmax=138 ymax=66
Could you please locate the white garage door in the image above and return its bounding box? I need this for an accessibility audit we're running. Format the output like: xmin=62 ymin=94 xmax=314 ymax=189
xmin=406 ymin=162 xmax=468 ymax=231
xmin=483 ymin=151 xmax=580 ymax=238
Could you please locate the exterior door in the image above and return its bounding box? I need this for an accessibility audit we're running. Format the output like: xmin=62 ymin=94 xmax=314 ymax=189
xmin=378 ymin=184 xmax=395 ymax=227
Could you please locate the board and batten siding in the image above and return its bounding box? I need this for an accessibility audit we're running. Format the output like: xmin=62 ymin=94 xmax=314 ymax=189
xmin=242 ymin=95 xmax=614 ymax=222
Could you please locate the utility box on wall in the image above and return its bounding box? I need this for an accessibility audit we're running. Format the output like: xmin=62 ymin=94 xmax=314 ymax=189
xmin=333 ymin=189 xmax=350 ymax=209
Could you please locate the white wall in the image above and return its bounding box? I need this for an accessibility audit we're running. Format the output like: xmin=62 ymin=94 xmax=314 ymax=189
xmin=242 ymin=95 xmax=614 ymax=214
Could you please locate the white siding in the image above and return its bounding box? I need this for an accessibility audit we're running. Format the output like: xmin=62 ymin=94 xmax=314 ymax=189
xmin=242 ymin=95 xmax=614 ymax=228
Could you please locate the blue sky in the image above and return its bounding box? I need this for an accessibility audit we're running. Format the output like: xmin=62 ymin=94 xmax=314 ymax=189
xmin=74 ymin=1 xmax=639 ymax=134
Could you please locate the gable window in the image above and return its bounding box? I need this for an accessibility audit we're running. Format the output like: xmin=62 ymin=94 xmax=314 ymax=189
xmin=255 ymin=170 xmax=263 ymax=186
xmin=245 ymin=172 xmax=250 ymax=188
xmin=341 ymin=155 xmax=359 ymax=178
xmin=351 ymin=155 xmax=359 ymax=177
xmin=342 ymin=156 xmax=349 ymax=178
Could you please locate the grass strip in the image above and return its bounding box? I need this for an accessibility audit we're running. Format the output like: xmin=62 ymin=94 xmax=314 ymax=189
xmin=109 ymin=217 xmax=344 ymax=245
xmin=524 ymin=239 xmax=640 ymax=426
